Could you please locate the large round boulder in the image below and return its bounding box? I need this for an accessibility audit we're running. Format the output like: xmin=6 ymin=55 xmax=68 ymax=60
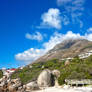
xmin=37 ymin=69 xmax=52 ymax=88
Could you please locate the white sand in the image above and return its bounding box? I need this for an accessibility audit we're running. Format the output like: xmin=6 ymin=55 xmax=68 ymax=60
xmin=32 ymin=87 xmax=92 ymax=92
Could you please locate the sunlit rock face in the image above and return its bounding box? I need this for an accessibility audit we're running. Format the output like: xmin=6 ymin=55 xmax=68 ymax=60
xmin=0 ymin=76 xmax=25 ymax=92
xmin=37 ymin=69 xmax=52 ymax=88
xmin=0 ymin=69 xmax=60 ymax=92
xmin=35 ymin=39 xmax=92 ymax=63
xmin=26 ymin=81 xmax=39 ymax=91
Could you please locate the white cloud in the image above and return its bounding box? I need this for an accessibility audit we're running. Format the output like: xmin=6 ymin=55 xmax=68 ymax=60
xmin=25 ymin=32 xmax=43 ymax=41
xmin=43 ymin=32 xmax=63 ymax=52
xmin=85 ymin=34 xmax=92 ymax=41
xmin=61 ymin=31 xmax=84 ymax=40
xmin=85 ymin=27 xmax=92 ymax=41
xmin=57 ymin=0 xmax=85 ymax=14
xmin=40 ymin=8 xmax=61 ymax=29
xmin=37 ymin=8 xmax=70 ymax=29
xmin=57 ymin=0 xmax=72 ymax=6
xmin=85 ymin=33 xmax=92 ymax=41
xmin=43 ymin=31 xmax=83 ymax=52
xmin=87 ymin=27 xmax=92 ymax=32
xmin=15 ymin=48 xmax=45 ymax=62
xmin=15 ymin=32 xmax=63 ymax=63
xmin=57 ymin=0 xmax=85 ymax=28
xmin=15 ymin=31 xmax=87 ymax=64
xmin=62 ymin=15 xmax=70 ymax=25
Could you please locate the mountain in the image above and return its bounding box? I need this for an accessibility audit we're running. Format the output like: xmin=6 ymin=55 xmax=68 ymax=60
xmin=11 ymin=39 xmax=92 ymax=85
xmin=35 ymin=39 xmax=92 ymax=63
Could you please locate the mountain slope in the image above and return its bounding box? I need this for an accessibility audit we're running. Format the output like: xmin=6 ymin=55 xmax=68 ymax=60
xmin=11 ymin=55 xmax=92 ymax=85
xmin=35 ymin=39 xmax=92 ymax=63
xmin=11 ymin=39 xmax=92 ymax=85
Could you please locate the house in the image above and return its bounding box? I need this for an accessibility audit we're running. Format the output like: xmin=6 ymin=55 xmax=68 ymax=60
xmin=79 ymin=50 xmax=92 ymax=59
xmin=2 ymin=68 xmax=16 ymax=77
xmin=7 ymin=68 xmax=16 ymax=74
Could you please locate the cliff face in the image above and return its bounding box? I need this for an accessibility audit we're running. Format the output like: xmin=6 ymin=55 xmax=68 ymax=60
xmin=35 ymin=39 xmax=92 ymax=63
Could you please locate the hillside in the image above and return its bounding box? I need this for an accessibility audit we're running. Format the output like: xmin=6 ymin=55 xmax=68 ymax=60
xmin=35 ymin=39 xmax=92 ymax=63
xmin=0 ymin=70 xmax=3 ymax=78
xmin=11 ymin=55 xmax=92 ymax=85
xmin=11 ymin=39 xmax=92 ymax=85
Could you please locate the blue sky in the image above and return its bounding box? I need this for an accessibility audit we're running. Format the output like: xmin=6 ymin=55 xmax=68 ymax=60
xmin=0 ymin=0 xmax=92 ymax=68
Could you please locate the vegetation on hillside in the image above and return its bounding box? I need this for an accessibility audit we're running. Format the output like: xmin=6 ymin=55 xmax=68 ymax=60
xmin=0 ymin=70 xmax=3 ymax=78
xmin=11 ymin=56 xmax=92 ymax=85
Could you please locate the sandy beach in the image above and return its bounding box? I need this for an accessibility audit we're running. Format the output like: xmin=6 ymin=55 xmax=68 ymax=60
xmin=32 ymin=87 xmax=92 ymax=92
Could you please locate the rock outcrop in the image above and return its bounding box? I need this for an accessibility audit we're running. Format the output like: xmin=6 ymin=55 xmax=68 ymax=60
xmin=0 ymin=69 xmax=60 ymax=92
xmin=52 ymin=70 xmax=60 ymax=86
xmin=35 ymin=39 xmax=92 ymax=63
xmin=0 ymin=76 xmax=25 ymax=92
xmin=37 ymin=69 xmax=52 ymax=88
xmin=65 ymin=60 xmax=70 ymax=66
xmin=37 ymin=69 xmax=60 ymax=89
xmin=26 ymin=81 xmax=39 ymax=91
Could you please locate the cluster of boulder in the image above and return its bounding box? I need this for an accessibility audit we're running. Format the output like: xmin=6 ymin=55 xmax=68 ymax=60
xmin=0 ymin=76 xmax=25 ymax=92
xmin=0 ymin=69 xmax=60 ymax=92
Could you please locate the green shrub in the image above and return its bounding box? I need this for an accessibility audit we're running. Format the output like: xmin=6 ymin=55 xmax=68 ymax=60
xmin=0 ymin=70 xmax=3 ymax=78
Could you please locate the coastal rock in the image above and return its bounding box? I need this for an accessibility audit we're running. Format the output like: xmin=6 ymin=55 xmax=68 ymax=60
xmin=11 ymin=78 xmax=22 ymax=87
xmin=8 ymin=85 xmax=17 ymax=92
xmin=52 ymin=70 xmax=60 ymax=78
xmin=52 ymin=70 xmax=60 ymax=86
xmin=0 ymin=69 xmax=60 ymax=92
xmin=26 ymin=81 xmax=39 ymax=91
xmin=65 ymin=60 xmax=70 ymax=66
xmin=37 ymin=69 xmax=52 ymax=88
xmin=0 ymin=76 xmax=25 ymax=92
xmin=8 ymin=78 xmax=22 ymax=92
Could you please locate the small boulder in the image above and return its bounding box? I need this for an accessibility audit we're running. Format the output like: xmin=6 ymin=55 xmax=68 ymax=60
xmin=26 ymin=81 xmax=39 ymax=91
xmin=8 ymin=85 xmax=17 ymax=92
xmin=52 ymin=70 xmax=60 ymax=87
xmin=52 ymin=70 xmax=60 ymax=78
xmin=65 ymin=60 xmax=70 ymax=66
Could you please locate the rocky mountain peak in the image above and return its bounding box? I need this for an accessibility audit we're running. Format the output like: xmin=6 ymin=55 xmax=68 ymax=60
xmin=34 ymin=39 xmax=92 ymax=63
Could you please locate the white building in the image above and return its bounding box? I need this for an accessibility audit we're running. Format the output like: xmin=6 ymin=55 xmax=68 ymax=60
xmin=79 ymin=50 xmax=92 ymax=59
xmin=2 ymin=68 xmax=16 ymax=77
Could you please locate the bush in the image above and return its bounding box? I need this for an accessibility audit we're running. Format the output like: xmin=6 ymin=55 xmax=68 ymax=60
xmin=0 ymin=70 xmax=3 ymax=78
